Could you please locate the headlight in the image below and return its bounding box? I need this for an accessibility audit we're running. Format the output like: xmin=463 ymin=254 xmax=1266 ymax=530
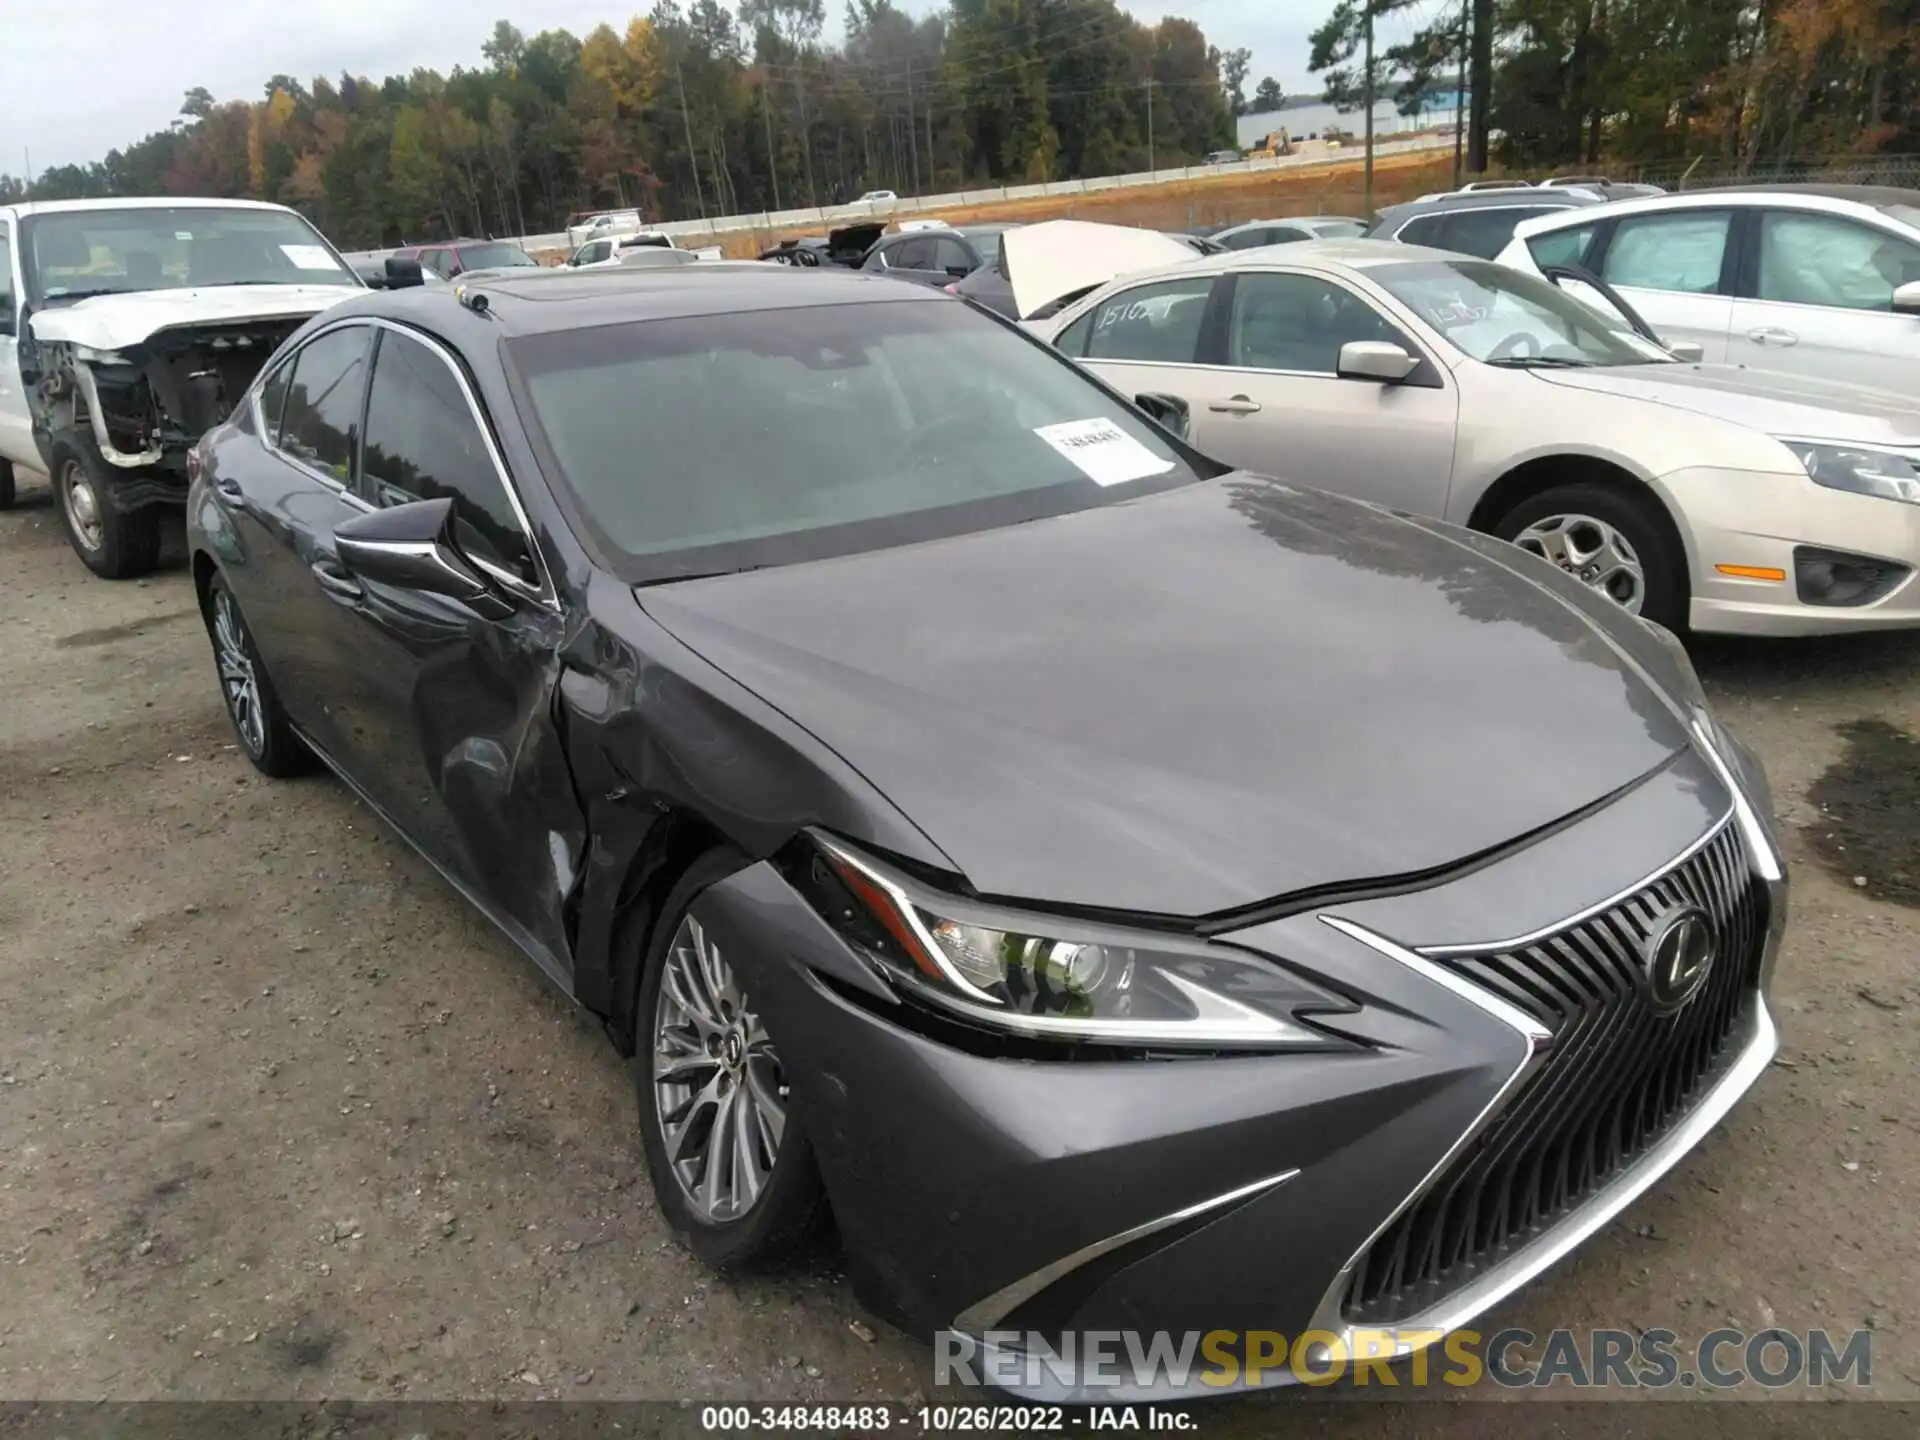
xmin=1785 ymin=441 xmax=1920 ymax=506
xmin=807 ymin=836 xmax=1348 ymax=1050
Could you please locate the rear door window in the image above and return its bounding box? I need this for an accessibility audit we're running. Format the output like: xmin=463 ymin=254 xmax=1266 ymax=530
xmin=893 ymin=237 xmax=938 ymax=270
xmin=1602 ymin=211 xmax=1731 ymax=293
xmin=276 ymin=325 xmax=372 ymax=483
xmin=1435 ymin=206 xmax=1561 ymax=260
xmin=1081 ymin=277 xmax=1216 ymax=363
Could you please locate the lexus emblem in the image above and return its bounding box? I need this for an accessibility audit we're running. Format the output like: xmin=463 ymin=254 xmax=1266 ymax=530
xmin=1643 ymin=906 xmax=1716 ymax=1014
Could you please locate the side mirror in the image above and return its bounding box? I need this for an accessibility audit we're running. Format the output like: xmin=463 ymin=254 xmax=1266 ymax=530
xmin=1133 ymin=391 xmax=1192 ymax=441
xmin=1894 ymin=280 xmax=1920 ymax=316
xmin=1666 ymin=339 xmax=1705 ymax=363
xmin=946 ymin=265 xmax=971 ymax=278
xmin=334 ymin=497 xmax=513 ymax=619
xmin=1336 ymin=340 xmax=1419 ymax=383
xmin=384 ymin=256 xmax=425 ymax=289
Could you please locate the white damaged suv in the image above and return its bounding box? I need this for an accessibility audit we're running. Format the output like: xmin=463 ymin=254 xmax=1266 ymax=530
xmin=0 ymin=198 xmax=363 ymax=576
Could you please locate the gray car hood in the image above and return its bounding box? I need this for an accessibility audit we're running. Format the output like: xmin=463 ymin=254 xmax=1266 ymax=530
xmin=641 ymin=478 xmax=1693 ymax=919
xmin=1535 ymin=363 xmax=1920 ymax=448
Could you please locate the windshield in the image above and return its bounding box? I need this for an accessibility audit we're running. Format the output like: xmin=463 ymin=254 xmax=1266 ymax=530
xmin=1372 ymin=259 xmax=1669 ymax=367
xmin=507 ymin=298 xmax=1205 ymax=581
xmin=966 ymin=230 xmax=1005 ymax=262
xmin=460 ymin=243 xmax=539 ymax=269
xmin=1307 ymin=219 xmax=1366 ymax=238
xmin=23 ymin=206 xmax=358 ymax=303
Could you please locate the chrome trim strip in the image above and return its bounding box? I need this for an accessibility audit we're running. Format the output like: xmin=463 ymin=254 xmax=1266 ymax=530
xmin=951 ymin=1167 xmax=1301 ymax=1336
xmin=1324 ymin=917 xmax=1552 ymax=1042
xmin=1417 ymin=803 xmax=1738 ymax=957
xmin=1690 ymin=716 xmax=1785 ymax=884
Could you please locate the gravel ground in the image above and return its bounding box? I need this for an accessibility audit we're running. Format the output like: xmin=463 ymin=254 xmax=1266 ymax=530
xmin=2 ymin=477 xmax=1917 ymax=1431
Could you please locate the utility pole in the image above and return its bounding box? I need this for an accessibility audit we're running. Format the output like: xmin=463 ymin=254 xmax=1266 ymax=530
xmin=678 ymin=64 xmax=707 ymax=218
xmin=1453 ymin=0 xmax=1467 ymax=187
xmin=906 ymin=63 xmax=921 ymax=196
xmin=925 ymin=76 xmax=935 ymax=190
xmin=1146 ymin=75 xmax=1156 ymax=174
xmin=1468 ymin=0 xmax=1492 ymax=172
xmin=1363 ymin=2 xmax=1375 ymax=218
xmin=762 ymin=81 xmax=782 ymax=212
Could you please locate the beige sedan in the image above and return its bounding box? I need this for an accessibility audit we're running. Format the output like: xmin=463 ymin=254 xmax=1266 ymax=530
xmin=1020 ymin=233 xmax=1920 ymax=637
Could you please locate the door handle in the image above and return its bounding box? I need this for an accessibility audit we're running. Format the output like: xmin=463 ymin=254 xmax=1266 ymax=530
xmin=1208 ymin=395 xmax=1263 ymax=414
xmin=310 ymin=558 xmax=363 ymax=605
xmin=1747 ymin=326 xmax=1799 ymax=347
xmin=212 ymin=475 xmax=245 ymax=503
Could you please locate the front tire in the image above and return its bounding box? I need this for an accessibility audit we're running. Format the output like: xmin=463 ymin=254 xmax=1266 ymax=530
xmin=49 ymin=432 xmax=162 ymax=578
xmin=634 ymin=852 xmax=828 ymax=1269
xmin=201 ymin=571 xmax=311 ymax=778
xmin=1493 ymin=481 xmax=1687 ymax=632
xmin=0 ymin=459 xmax=16 ymax=511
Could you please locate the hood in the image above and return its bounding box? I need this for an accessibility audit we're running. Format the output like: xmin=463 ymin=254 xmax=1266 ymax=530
xmin=30 ymin=284 xmax=360 ymax=353
xmin=1002 ymin=220 xmax=1199 ymax=319
xmin=639 ymin=478 xmax=1693 ymax=918
xmin=827 ymin=222 xmax=886 ymax=263
xmin=1535 ymin=363 xmax=1920 ymax=450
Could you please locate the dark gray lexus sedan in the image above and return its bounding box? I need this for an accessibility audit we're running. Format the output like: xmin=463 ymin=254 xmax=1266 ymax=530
xmin=185 ymin=264 xmax=1787 ymax=1399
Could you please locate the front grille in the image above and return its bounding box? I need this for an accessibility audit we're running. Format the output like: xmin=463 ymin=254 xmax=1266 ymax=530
xmin=1343 ymin=820 xmax=1767 ymax=1325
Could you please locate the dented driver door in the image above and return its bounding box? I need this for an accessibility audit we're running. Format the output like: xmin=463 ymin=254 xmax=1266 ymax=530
xmin=315 ymin=326 xmax=586 ymax=987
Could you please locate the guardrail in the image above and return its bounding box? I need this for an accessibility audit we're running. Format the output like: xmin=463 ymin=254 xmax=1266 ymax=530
xmin=343 ymin=132 xmax=1453 ymax=265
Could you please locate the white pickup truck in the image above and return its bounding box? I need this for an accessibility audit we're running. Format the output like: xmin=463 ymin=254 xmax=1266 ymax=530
xmin=0 ymin=197 xmax=364 ymax=577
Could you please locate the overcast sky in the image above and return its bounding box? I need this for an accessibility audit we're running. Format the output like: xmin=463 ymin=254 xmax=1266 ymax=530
xmin=0 ymin=0 xmax=1342 ymax=177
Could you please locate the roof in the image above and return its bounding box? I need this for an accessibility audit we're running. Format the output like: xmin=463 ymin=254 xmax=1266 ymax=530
xmin=1512 ymin=183 xmax=1920 ymax=233
xmin=1373 ymin=189 xmax=1602 ymax=224
xmin=2 ymin=196 xmax=306 ymax=220
xmin=336 ymin=263 xmax=935 ymax=338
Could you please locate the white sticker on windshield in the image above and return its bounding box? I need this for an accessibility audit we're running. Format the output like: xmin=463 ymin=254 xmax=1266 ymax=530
xmin=174 ymin=231 xmax=194 ymax=241
xmin=1033 ymin=418 xmax=1175 ymax=487
xmin=280 ymin=243 xmax=339 ymax=271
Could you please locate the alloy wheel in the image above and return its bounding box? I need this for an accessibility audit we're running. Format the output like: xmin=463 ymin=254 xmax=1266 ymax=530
xmin=1513 ymin=512 xmax=1646 ymax=614
xmin=60 ymin=459 xmax=104 ymax=552
xmin=651 ymin=913 xmax=788 ymax=1224
xmin=212 ymin=590 xmax=267 ymax=757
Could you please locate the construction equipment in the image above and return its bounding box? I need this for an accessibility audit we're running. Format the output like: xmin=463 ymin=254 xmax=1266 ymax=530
xmin=1250 ymin=127 xmax=1295 ymax=159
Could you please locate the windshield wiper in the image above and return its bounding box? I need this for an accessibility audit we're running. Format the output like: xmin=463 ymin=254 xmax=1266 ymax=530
xmin=42 ymin=288 xmax=125 ymax=303
xmin=1483 ymin=355 xmax=1596 ymax=369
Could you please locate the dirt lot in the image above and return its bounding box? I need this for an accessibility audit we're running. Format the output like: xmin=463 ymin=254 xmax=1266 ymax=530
xmin=2 ymin=474 xmax=1918 ymax=1430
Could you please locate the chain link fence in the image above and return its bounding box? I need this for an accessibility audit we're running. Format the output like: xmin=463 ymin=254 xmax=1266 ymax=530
xmin=1622 ymin=153 xmax=1920 ymax=192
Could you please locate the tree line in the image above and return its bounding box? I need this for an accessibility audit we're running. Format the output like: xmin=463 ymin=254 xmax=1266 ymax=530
xmin=1311 ymin=0 xmax=1920 ymax=173
xmin=0 ymin=1 xmax=1240 ymax=249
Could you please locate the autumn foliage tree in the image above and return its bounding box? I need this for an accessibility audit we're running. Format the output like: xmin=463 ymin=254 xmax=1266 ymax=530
xmin=5 ymin=2 xmax=1236 ymax=246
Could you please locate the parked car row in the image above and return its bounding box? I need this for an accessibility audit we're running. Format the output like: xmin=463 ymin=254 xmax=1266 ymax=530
xmin=2 ymin=181 xmax=1904 ymax=1399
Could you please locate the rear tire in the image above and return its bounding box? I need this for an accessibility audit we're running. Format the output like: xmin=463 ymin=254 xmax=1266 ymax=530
xmin=633 ymin=851 xmax=829 ymax=1269
xmin=49 ymin=432 xmax=162 ymax=578
xmin=201 ymin=571 xmax=312 ymax=779
xmin=0 ymin=459 xmax=15 ymax=510
xmin=1493 ymin=481 xmax=1687 ymax=633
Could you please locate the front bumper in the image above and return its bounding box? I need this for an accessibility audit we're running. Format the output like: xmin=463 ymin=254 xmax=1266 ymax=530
xmin=1658 ymin=464 xmax=1920 ymax=636
xmin=691 ymin=752 xmax=1786 ymax=1400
